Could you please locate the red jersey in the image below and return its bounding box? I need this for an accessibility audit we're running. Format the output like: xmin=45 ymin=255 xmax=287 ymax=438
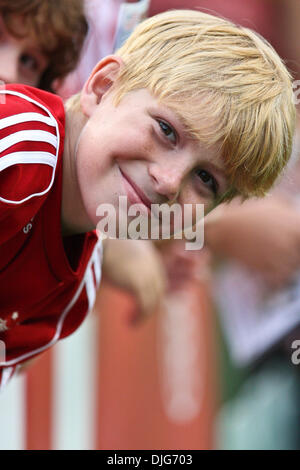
xmin=0 ymin=85 xmax=102 ymax=389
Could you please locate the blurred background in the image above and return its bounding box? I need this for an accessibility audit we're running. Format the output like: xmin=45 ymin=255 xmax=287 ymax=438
xmin=0 ymin=0 xmax=300 ymax=450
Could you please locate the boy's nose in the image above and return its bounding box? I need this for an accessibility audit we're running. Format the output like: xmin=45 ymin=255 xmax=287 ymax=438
xmin=148 ymin=161 xmax=186 ymax=202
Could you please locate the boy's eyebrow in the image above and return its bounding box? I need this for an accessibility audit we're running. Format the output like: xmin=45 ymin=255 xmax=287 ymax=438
xmin=203 ymin=160 xmax=229 ymax=193
xmin=150 ymin=99 xmax=214 ymax=142
xmin=205 ymin=161 xmax=225 ymax=178
xmin=164 ymin=106 xmax=199 ymax=137
xmin=169 ymin=105 xmax=219 ymax=145
xmin=204 ymin=161 xmax=227 ymax=182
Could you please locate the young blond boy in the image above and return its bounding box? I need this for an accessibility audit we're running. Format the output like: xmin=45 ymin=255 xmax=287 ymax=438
xmin=0 ymin=9 xmax=295 ymax=387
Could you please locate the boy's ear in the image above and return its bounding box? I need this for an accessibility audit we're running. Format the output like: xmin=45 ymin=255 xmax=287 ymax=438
xmin=80 ymin=55 xmax=123 ymax=117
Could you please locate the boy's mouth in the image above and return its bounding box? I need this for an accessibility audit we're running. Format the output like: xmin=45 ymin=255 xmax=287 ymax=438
xmin=119 ymin=167 xmax=153 ymax=213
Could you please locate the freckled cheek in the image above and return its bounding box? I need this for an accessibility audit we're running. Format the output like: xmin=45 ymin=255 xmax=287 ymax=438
xmin=113 ymin=132 xmax=153 ymax=162
xmin=77 ymin=126 xmax=113 ymax=175
xmin=76 ymin=138 xmax=97 ymax=176
xmin=77 ymin=119 xmax=153 ymax=177
xmin=178 ymin=185 xmax=199 ymax=207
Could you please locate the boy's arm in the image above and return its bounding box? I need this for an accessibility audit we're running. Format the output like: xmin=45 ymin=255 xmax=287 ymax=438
xmin=102 ymin=238 xmax=167 ymax=320
xmin=205 ymin=196 xmax=300 ymax=288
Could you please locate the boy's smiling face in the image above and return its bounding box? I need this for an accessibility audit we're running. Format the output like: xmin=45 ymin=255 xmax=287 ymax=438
xmin=64 ymin=57 xmax=229 ymax=236
xmin=0 ymin=15 xmax=48 ymax=87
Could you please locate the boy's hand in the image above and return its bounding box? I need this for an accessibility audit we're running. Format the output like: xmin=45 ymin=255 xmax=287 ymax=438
xmin=102 ymin=238 xmax=167 ymax=320
xmin=157 ymin=239 xmax=211 ymax=291
xmin=205 ymin=197 xmax=300 ymax=288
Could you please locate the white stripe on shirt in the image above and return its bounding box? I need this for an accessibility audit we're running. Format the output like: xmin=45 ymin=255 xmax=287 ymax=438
xmin=0 ymin=129 xmax=57 ymax=154
xmin=0 ymin=151 xmax=57 ymax=172
xmin=0 ymin=112 xmax=56 ymax=130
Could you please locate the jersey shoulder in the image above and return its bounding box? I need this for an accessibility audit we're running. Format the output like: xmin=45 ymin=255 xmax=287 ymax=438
xmin=0 ymin=84 xmax=65 ymax=244
xmin=0 ymin=84 xmax=65 ymax=204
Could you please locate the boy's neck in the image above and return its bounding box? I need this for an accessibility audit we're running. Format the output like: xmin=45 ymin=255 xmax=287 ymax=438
xmin=61 ymin=108 xmax=94 ymax=237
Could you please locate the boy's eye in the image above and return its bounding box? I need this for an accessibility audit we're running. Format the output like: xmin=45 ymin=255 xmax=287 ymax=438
xmin=20 ymin=53 xmax=38 ymax=72
xmin=158 ymin=120 xmax=177 ymax=144
xmin=197 ymin=169 xmax=218 ymax=196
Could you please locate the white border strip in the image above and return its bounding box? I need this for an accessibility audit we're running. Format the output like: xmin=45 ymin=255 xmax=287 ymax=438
xmin=52 ymin=311 xmax=98 ymax=450
xmin=0 ymin=371 xmax=26 ymax=450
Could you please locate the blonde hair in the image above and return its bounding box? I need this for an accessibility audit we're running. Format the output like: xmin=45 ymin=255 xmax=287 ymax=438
xmin=69 ymin=9 xmax=296 ymax=199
